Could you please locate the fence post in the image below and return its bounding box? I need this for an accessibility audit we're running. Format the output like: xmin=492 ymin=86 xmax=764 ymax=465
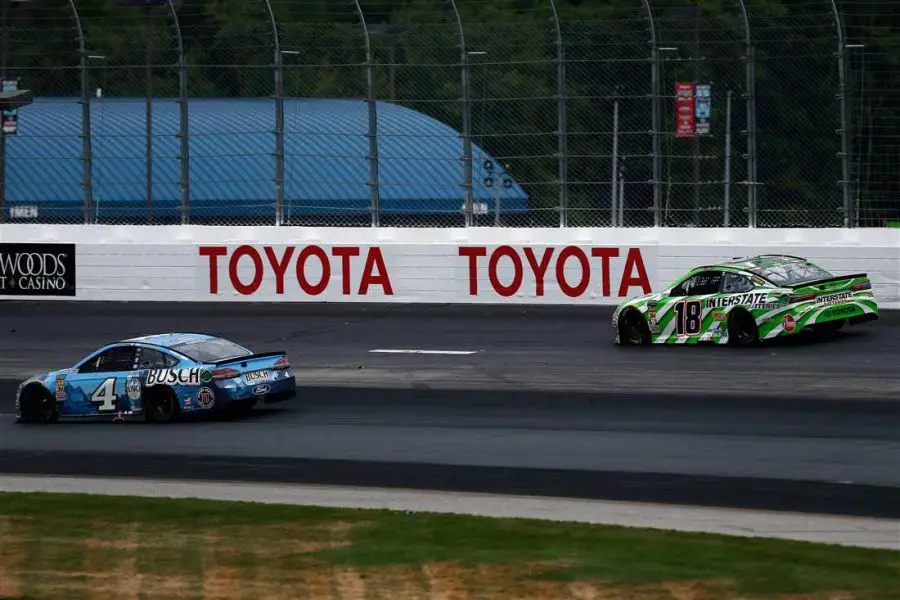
xmin=828 ymin=0 xmax=852 ymax=227
xmin=353 ymin=0 xmax=379 ymax=227
xmin=723 ymin=89 xmax=732 ymax=226
xmin=0 ymin=0 xmax=9 ymax=224
xmin=735 ymin=0 xmax=757 ymax=228
xmin=167 ymin=0 xmax=189 ymax=225
xmin=0 ymin=0 xmax=8 ymax=224
xmin=641 ymin=0 xmax=661 ymax=228
xmin=449 ymin=0 xmax=473 ymax=227
xmin=143 ymin=7 xmax=153 ymax=223
xmin=262 ymin=0 xmax=284 ymax=226
xmin=67 ymin=0 xmax=93 ymax=224
xmin=549 ymin=0 xmax=567 ymax=227
xmin=610 ymin=97 xmax=619 ymax=226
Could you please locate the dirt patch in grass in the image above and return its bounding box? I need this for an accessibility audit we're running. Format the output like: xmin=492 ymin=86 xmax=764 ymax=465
xmin=0 ymin=492 xmax=898 ymax=600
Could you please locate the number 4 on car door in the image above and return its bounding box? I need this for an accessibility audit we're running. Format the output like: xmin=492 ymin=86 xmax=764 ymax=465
xmin=91 ymin=377 xmax=117 ymax=412
xmin=674 ymin=300 xmax=702 ymax=336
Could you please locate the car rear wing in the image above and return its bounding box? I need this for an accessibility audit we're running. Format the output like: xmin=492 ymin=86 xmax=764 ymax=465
xmin=785 ymin=273 xmax=868 ymax=288
xmin=208 ymin=351 xmax=286 ymax=366
xmin=207 ymin=351 xmax=291 ymax=381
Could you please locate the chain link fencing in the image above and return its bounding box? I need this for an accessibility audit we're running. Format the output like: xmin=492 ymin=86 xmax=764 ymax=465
xmin=0 ymin=0 xmax=895 ymax=228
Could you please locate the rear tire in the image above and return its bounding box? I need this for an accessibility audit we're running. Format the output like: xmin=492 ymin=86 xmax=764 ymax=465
xmin=227 ymin=398 xmax=257 ymax=419
xmin=727 ymin=309 xmax=759 ymax=346
xmin=816 ymin=319 xmax=844 ymax=334
xmin=617 ymin=309 xmax=651 ymax=345
xmin=144 ymin=386 xmax=178 ymax=424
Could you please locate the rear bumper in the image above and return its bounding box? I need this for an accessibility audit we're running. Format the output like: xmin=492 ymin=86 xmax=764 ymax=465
xmin=800 ymin=304 xmax=879 ymax=331
xmin=260 ymin=388 xmax=295 ymax=404
xmin=849 ymin=313 xmax=879 ymax=326
xmin=222 ymin=374 xmax=296 ymax=405
xmin=179 ymin=372 xmax=296 ymax=412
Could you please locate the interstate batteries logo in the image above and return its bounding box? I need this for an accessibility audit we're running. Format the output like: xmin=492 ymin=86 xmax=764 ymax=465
xmin=0 ymin=243 xmax=76 ymax=297
xmin=146 ymin=367 xmax=212 ymax=387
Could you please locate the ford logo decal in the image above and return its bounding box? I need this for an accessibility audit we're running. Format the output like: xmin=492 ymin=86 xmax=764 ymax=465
xmin=253 ymin=384 xmax=270 ymax=395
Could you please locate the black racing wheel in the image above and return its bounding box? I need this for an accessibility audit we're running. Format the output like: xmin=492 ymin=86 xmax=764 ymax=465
xmin=144 ymin=387 xmax=179 ymax=423
xmin=16 ymin=384 xmax=58 ymax=423
xmin=728 ymin=309 xmax=759 ymax=346
xmin=618 ymin=309 xmax=651 ymax=345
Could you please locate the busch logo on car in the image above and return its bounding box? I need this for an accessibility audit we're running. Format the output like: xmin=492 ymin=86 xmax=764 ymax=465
xmin=146 ymin=367 xmax=210 ymax=387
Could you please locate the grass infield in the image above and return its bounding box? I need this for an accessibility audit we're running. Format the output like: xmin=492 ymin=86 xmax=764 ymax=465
xmin=0 ymin=492 xmax=898 ymax=599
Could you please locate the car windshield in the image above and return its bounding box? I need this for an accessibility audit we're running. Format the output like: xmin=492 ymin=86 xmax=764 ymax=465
xmin=171 ymin=338 xmax=251 ymax=362
xmin=751 ymin=260 xmax=833 ymax=286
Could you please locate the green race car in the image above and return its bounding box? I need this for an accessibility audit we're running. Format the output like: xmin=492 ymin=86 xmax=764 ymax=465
xmin=613 ymin=254 xmax=878 ymax=346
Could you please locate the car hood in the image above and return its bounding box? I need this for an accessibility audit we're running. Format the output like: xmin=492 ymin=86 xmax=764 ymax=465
xmin=19 ymin=368 xmax=74 ymax=389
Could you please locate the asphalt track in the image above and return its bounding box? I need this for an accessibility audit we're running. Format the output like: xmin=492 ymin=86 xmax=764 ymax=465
xmin=1 ymin=301 xmax=899 ymax=519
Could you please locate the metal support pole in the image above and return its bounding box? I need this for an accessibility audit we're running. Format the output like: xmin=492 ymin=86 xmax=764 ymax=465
xmin=641 ymin=0 xmax=661 ymax=227
xmin=0 ymin=0 xmax=8 ymax=223
xmin=735 ymin=0 xmax=756 ymax=228
xmin=691 ymin=1 xmax=700 ymax=224
xmin=549 ymin=0 xmax=567 ymax=227
xmin=745 ymin=46 xmax=757 ymax=227
xmin=723 ymin=89 xmax=732 ymax=226
xmin=450 ymin=0 xmax=473 ymax=227
xmin=829 ymin=0 xmax=852 ymax=227
xmin=69 ymin=0 xmax=92 ymax=224
xmin=353 ymin=0 xmax=379 ymax=227
xmin=262 ymin=0 xmax=284 ymax=226
xmin=618 ymin=159 xmax=625 ymax=226
xmin=610 ymin=98 xmax=619 ymax=226
xmin=167 ymin=0 xmax=189 ymax=224
xmin=144 ymin=7 xmax=153 ymax=223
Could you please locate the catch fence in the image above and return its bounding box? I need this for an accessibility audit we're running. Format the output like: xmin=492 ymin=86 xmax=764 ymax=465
xmin=0 ymin=0 xmax=895 ymax=228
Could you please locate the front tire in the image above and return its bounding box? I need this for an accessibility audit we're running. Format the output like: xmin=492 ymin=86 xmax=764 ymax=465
xmin=728 ymin=309 xmax=759 ymax=346
xmin=617 ymin=309 xmax=651 ymax=345
xmin=16 ymin=384 xmax=58 ymax=423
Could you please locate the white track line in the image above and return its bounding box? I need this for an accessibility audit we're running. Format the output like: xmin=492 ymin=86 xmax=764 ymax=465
xmin=369 ymin=349 xmax=480 ymax=355
xmin=0 ymin=475 xmax=897 ymax=550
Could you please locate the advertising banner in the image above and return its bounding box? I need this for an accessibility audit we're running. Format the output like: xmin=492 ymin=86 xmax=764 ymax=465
xmin=1 ymin=79 xmax=19 ymax=135
xmin=0 ymin=225 xmax=897 ymax=308
xmin=675 ymin=82 xmax=695 ymax=138
xmin=695 ymin=83 xmax=711 ymax=136
xmin=196 ymin=243 xmax=655 ymax=304
xmin=0 ymin=243 xmax=76 ymax=296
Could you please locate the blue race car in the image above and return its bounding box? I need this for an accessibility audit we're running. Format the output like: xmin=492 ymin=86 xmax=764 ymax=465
xmin=15 ymin=333 xmax=296 ymax=423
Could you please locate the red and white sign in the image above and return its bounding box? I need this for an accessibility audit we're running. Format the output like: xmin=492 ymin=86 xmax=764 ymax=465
xmin=1 ymin=225 xmax=897 ymax=307
xmin=457 ymin=246 xmax=651 ymax=299
xmin=676 ymin=82 xmax=695 ymax=138
xmin=199 ymin=245 xmax=394 ymax=297
xmin=196 ymin=243 xmax=653 ymax=303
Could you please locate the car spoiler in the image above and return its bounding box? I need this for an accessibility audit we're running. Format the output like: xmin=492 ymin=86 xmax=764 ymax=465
xmin=786 ymin=273 xmax=868 ymax=288
xmin=208 ymin=351 xmax=286 ymax=366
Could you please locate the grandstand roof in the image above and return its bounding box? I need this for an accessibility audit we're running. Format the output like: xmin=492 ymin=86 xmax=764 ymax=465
xmin=4 ymin=97 xmax=528 ymax=221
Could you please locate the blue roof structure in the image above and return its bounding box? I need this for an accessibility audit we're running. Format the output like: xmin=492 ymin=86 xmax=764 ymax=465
xmin=4 ymin=97 xmax=529 ymax=222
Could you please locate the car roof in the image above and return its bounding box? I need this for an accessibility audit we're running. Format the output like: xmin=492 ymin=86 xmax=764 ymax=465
xmin=120 ymin=332 xmax=218 ymax=349
xmin=692 ymin=254 xmax=811 ymax=273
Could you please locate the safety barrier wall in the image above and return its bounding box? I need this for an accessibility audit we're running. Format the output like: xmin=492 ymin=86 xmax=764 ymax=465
xmin=1 ymin=226 xmax=898 ymax=308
